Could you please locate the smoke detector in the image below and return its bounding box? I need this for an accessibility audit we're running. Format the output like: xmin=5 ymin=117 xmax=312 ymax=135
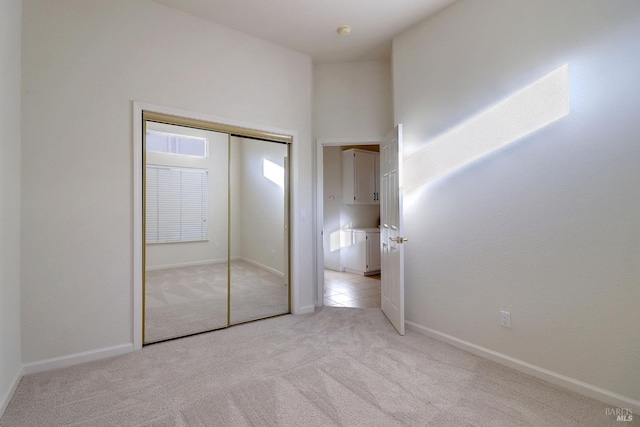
xmin=337 ymin=25 xmax=352 ymax=36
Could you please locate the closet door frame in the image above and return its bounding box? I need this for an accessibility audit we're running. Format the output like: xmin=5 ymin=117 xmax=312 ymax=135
xmin=133 ymin=102 xmax=299 ymax=350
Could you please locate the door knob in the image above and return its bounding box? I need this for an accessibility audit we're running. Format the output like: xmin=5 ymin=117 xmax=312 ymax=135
xmin=389 ymin=236 xmax=408 ymax=243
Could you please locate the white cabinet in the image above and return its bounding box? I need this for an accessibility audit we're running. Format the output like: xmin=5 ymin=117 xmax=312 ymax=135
xmin=342 ymin=229 xmax=381 ymax=275
xmin=342 ymin=149 xmax=379 ymax=205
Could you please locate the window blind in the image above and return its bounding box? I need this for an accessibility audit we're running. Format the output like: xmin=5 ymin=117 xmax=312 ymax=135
xmin=146 ymin=165 xmax=208 ymax=243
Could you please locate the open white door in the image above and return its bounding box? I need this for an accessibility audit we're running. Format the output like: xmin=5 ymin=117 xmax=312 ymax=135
xmin=380 ymin=124 xmax=405 ymax=335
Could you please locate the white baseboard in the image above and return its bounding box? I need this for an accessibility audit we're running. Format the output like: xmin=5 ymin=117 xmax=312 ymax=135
xmin=343 ymin=267 xmax=380 ymax=276
xmin=406 ymin=321 xmax=640 ymax=412
xmin=22 ymin=343 xmax=134 ymax=376
xmin=145 ymin=258 xmax=229 ymax=271
xmin=146 ymin=257 xmax=282 ymax=274
xmin=294 ymin=304 xmax=316 ymax=315
xmin=240 ymin=257 xmax=285 ymax=278
xmin=0 ymin=367 xmax=23 ymax=418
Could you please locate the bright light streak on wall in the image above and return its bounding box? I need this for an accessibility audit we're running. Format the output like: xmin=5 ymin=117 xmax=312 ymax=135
xmin=263 ymin=159 xmax=284 ymax=188
xmin=329 ymin=230 xmax=341 ymax=252
xmin=404 ymin=64 xmax=570 ymax=193
xmin=329 ymin=229 xmax=355 ymax=252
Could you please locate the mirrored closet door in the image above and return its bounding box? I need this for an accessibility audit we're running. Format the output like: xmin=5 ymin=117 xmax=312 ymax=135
xmin=143 ymin=113 xmax=290 ymax=344
xmin=229 ymin=137 xmax=289 ymax=325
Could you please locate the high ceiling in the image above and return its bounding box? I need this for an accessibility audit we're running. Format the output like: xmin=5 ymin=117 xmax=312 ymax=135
xmin=154 ymin=0 xmax=457 ymax=63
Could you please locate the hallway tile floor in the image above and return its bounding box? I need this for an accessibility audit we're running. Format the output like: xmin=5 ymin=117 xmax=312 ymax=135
xmin=323 ymin=269 xmax=381 ymax=308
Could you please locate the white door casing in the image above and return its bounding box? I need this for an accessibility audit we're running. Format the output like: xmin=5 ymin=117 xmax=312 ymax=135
xmin=380 ymin=125 xmax=405 ymax=335
xmin=314 ymin=137 xmax=383 ymax=306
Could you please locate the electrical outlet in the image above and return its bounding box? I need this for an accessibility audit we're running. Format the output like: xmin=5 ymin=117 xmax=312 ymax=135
xmin=500 ymin=311 xmax=511 ymax=328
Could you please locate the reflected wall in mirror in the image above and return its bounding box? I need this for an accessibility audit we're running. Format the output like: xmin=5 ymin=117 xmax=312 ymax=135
xmin=230 ymin=137 xmax=289 ymax=325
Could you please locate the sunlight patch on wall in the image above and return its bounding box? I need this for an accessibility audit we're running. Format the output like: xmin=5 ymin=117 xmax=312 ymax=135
xmin=329 ymin=229 xmax=355 ymax=252
xmin=404 ymin=64 xmax=570 ymax=193
xmin=263 ymin=159 xmax=284 ymax=188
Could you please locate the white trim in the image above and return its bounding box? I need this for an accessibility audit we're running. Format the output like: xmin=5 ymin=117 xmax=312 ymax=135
xmin=146 ymin=256 xmax=285 ymax=274
xmin=343 ymin=267 xmax=380 ymax=276
xmin=405 ymin=321 xmax=640 ymax=412
xmin=133 ymin=103 xmax=143 ymax=350
xmin=315 ymin=136 xmax=384 ymax=307
xmin=294 ymin=304 xmax=316 ymax=315
xmin=317 ymin=136 xmax=384 ymax=146
xmin=133 ymin=101 xmax=300 ymax=349
xmin=0 ymin=367 xmax=22 ymax=417
xmin=21 ymin=344 xmax=134 ymax=376
xmin=145 ymin=258 xmax=230 ymax=271
xmin=240 ymin=257 xmax=285 ymax=279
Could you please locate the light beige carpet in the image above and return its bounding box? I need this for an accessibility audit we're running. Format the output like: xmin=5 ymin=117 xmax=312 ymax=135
xmin=1 ymin=307 xmax=633 ymax=426
xmin=145 ymin=260 xmax=288 ymax=343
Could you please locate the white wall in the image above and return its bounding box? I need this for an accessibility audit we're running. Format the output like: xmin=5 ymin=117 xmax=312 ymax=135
xmin=236 ymin=136 xmax=288 ymax=275
xmin=394 ymin=0 xmax=640 ymax=405
xmin=314 ymin=61 xmax=392 ymax=138
xmin=340 ymin=203 xmax=379 ymax=230
xmin=0 ymin=0 xmax=22 ymax=413
xmin=21 ymin=0 xmax=313 ymax=364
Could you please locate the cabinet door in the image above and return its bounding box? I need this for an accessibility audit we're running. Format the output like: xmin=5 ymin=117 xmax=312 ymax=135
xmin=354 ymin=151 xmax=376 ymax=204
xmin=373 ymin=153 xmax=380 ymax=205
xmin=366 ymin=232 xmax=381 ymax=272
xmin=342 ymin=150 xmax=356 ymax=204
xmin=343 ymin=230 xmax=367 ymax=272
xmin=342 ymin=149 xmax=380 ymax=205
